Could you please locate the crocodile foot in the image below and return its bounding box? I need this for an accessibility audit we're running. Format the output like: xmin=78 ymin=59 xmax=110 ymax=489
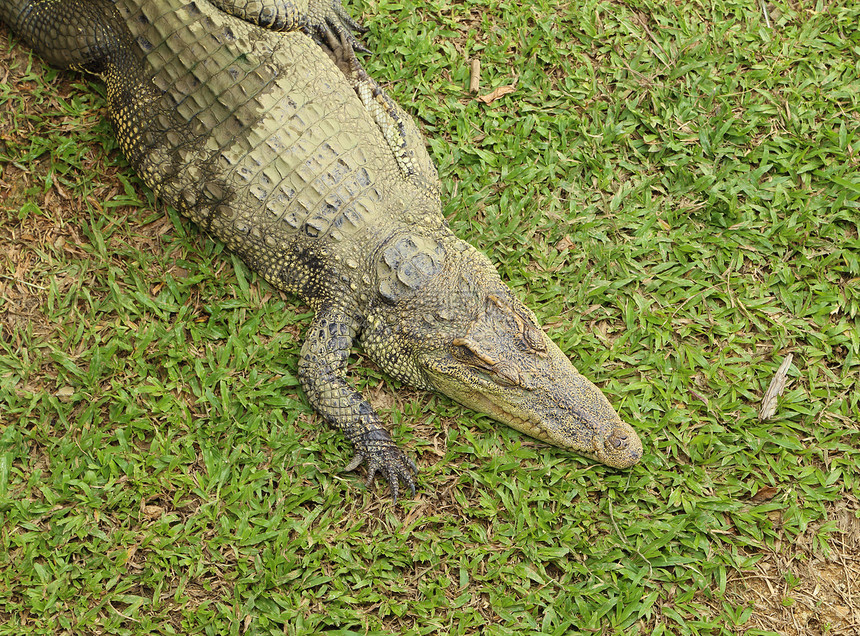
xmin=320 ymin=18 xmax=369 ymax=82
xmin=345 ymin=431 xmax=418 ymax=503
xmin=306 ymin=0 xmax=370 ymax=55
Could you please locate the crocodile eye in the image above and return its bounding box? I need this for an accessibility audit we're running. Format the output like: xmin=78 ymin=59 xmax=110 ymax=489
xmin=492 ymin=361 xmax=520 ymax=387
xmin=452 ymin=337 xmax=498 ymax=367
xmin=452 ymin=341 xmax=478 ymax=364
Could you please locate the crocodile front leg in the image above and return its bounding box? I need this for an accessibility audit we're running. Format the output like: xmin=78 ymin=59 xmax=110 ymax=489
xmin=298 ymin=306 xmax=417 ymax=502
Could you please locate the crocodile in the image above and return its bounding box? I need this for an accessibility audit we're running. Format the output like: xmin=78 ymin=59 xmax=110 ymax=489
xmin=0 ymin=0 xmax=643 ymax=501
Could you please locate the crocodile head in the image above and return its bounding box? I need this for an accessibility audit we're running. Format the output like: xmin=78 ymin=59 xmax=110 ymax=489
xmin=419 ymin=288 xmax=642 ymax=468
xmin=364 ymin=236 xmax=643 ymax=468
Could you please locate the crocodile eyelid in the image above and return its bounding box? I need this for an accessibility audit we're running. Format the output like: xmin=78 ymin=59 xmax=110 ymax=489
xmin=492 ymin=361 xmax=521 ymax=387
xmin=452 ymin=337 xmax=499 ymax=367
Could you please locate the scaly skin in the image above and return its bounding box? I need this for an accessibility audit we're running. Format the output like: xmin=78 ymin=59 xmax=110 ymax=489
xmin=0 ymin=0 xmax=643 ymax=501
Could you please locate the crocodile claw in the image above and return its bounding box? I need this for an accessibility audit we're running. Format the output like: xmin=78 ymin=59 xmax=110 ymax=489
xmin=345 ymin=436 xmax=417 ymax=503
xmin=307 ymin=0 xmax=369 ymax=56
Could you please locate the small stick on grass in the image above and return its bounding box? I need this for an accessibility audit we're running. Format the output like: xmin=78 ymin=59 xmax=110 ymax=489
xmin=469 ymin=59 xmax=481 ymax=94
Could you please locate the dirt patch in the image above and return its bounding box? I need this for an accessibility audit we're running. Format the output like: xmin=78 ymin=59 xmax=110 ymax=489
xmin=718 ymin=499 xmax=860 ymax=635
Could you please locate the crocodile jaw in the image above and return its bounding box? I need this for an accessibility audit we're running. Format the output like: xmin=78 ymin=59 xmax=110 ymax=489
xmin=421 ymin=337 xmax=643 ymax=469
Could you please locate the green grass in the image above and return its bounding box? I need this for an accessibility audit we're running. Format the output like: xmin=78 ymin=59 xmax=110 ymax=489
xmin=1 ymin=0 xmax=859 ymax=634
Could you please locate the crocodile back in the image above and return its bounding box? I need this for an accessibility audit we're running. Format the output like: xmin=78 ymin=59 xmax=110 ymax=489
xmin=107 ymin=0 xmax=442 ymax=302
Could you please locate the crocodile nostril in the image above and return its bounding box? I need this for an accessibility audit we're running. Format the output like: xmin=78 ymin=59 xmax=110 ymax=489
xmin=605 ymin=431 xmax=629 ymax=451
